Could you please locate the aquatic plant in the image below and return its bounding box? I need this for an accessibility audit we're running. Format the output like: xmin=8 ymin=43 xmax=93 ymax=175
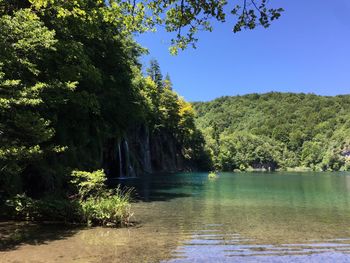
xmin=71 ymin=170 xmax=133 ymax=226
xmin=208 ymin=172 xmax=218 ymax=179
xmin=81 ymin=187 xmax=133 ymax=227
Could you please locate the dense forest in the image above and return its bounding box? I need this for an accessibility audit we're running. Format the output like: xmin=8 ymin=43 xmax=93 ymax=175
xmin=194 ymin=93 xmax=350 ymax=172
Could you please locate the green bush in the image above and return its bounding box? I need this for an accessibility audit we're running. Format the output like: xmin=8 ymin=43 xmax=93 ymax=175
xmin=81 ymin=188 xmax=132 ymax=226
xmin=4 ymin=194 xmax=81 ymax=222
xmin=5 ymin=194 xmax=38 ymax=221
xmin=3 ymin=170 xmax=133 ymax=227
xmin=71 ymin=170 xmax=106 ymax=200
xmin=71 ymin=169 xmax=133 ymax=226
xmin=208 ymin=172 xmax=218 ymax=179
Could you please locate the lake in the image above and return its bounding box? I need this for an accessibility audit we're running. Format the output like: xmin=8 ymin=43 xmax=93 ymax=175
xmin=2 ymin=172 xmax=350 ymax=262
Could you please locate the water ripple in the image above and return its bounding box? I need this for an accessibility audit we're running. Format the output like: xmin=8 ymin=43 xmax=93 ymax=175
xmin=164 ymin=227 xmax=350 ymax=263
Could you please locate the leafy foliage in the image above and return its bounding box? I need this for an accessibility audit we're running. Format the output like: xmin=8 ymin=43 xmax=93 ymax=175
xmin=194 ymin=93 xmax=350 ymax=171
xmin=0 ymin=8 xmax=70 ymax=194
xmin=71 ymin=170 xmax=106 ymax=200
xmin=2 ymin=0 xmax=282 ymax=54
xmin=3 ymin=170 xmax=132 ymax=226
xmin=4 ymin=193 xmax=81 ymax=222
xmin=80 ymin=190 xmax=132 ymax=227
xmin=208 ymin=172 xmax=218 ymax=179
xmin=71 ymin=169 xmax=132 ymax=226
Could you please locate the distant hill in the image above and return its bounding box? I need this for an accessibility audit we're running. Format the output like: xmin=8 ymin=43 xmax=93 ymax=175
xmin=193 ymin=92 xmax=350 ymax=171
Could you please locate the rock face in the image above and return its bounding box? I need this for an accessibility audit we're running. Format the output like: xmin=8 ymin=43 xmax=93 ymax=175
xmin=103 ymin=124 xmax=187 ymax=177
xmin=250 ymin=161 xmax=278 ymax=171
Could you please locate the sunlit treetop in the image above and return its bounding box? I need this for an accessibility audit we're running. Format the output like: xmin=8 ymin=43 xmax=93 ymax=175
xmin=1 ymin=0 xmax=283 ymax=54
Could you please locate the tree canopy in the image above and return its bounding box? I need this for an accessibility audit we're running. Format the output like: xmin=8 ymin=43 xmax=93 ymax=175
xmin=1 ymin=0 xmax=283 ymax=54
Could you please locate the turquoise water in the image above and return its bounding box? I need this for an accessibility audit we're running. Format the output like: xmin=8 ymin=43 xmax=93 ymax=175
xmin=2 ymin=172 xmax=350 ymax=262
xmin=126 ymin=172 xmax=350 ymax=262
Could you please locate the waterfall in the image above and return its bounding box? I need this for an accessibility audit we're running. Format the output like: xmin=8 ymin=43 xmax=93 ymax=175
xmin=124 ymin=139 xmax=130 ymax=177
xmin=118 ymin=142 xmax=123 ymax=177
xmin=143 ymin=126 xmax=152 ymax=173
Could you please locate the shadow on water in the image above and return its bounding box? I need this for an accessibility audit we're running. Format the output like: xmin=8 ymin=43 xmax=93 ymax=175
xmin=134 ymin=191 xmax=193 ymax=202
xmin=108 ymin=172 xmax=205 ymax=202
xmin=0 ymin=221 xmax=83 ymax=251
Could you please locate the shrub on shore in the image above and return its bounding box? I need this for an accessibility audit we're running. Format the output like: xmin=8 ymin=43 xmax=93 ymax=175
xmin=208 ymin=172 xmax=218 ymax=179
xmin=72 ymin=170 xmax=133 ymax=226
xmin=81 ymin=189 xmax=132 ymax=227
xmin=3 ymin=194 xmax=81 ymax=222
xmin=3 ymin=170 xmax=132 ymax=227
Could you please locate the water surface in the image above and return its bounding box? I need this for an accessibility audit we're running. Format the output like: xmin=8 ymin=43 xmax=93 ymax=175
xmin=2 ymin=172 xmax=350 ymax=262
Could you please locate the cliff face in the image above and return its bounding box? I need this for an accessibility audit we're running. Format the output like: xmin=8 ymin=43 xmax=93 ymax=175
xmin=103 ymin=124 xmax=188 ymax=178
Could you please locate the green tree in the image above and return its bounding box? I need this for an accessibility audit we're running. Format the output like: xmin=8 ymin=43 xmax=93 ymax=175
xmin=0 ymin=9 xmax=73 ymax=195
xmin=301 ymin=141 xmax=324 ymax=169
xmin=147 ymin=59 xmax=163 ymax=90
xmin=163 ymin=73 xmax=173 ymax=90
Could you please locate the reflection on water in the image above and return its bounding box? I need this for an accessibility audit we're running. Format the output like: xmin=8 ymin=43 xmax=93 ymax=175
xmin=2 ymin=172 xmax=350 ymax=262
xmin=165 ymin=224 xmax=350 ymax=263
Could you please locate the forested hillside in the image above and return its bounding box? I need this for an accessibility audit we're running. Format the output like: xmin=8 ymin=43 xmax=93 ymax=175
xmin=194 ymin=93 xmax=350 ymax=172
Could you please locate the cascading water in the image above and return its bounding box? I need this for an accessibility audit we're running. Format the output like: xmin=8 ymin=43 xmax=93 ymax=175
xmin=143 ymin=126 xmax=152 ymax=173
xmin=124 ymin=140 xmax=130 ymax=177
xmin=118 ymin=142 xmax=123 ymax=177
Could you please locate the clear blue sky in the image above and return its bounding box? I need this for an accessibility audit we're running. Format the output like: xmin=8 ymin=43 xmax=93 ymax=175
xmin=136 ymin=0 xmax=350 ymax=102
